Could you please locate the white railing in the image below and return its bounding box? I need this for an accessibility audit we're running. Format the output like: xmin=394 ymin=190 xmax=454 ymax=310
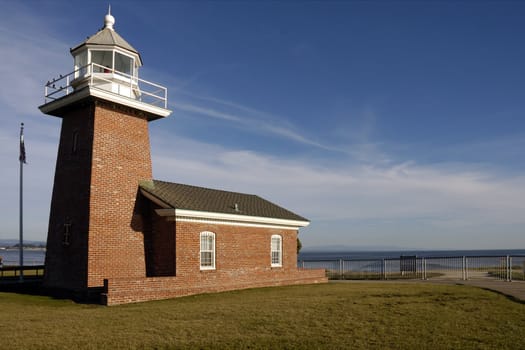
xmin=43 ymin=62 xmax=168 ymax=109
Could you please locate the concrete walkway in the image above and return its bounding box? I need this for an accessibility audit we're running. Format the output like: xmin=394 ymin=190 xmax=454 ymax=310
xmin=331 ymin=279 xmax=525 ymax=303
xmin=452 ymin=279 xmax=525 ymax=303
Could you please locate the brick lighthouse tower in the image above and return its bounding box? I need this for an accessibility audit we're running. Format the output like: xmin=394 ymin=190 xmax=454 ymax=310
xmin=39 ymin=9 xmax=171 ymax=297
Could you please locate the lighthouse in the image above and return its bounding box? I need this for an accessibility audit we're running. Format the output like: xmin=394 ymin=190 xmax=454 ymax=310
xmin=40 ymin=9 xmax=171 ymax=297
xmin=39 ymin=9 xmax=325 ymax=306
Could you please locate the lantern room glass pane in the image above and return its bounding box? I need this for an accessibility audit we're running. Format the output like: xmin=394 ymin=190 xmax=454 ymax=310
xmin=115 ymin=52 xmax=133 ymax=76
xmin=74 ymin=51 xmax=88 ymax=78
xmin=91 ymin=50 xmax=113 ymax=73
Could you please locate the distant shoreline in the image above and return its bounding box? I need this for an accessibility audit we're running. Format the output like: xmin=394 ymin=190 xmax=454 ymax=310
xmin=0 ymin=247 xmax=46 ymax=251
xmin=299 ymin=248 xmax=525 ymax=261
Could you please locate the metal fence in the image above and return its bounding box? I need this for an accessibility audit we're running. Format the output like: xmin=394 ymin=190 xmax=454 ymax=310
xmin=299 ymin=255 xmax=525 ymax=282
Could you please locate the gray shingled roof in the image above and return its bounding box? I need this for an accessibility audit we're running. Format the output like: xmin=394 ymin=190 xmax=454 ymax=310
xmin=140 ymin=180 xmax=308 ymax=222
xmin=71 ymin=27 xmax=139 ymax=55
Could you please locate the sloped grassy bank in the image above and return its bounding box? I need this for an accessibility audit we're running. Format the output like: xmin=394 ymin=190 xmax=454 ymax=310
xmin=1 ymin=282 xmax=524 ymax=349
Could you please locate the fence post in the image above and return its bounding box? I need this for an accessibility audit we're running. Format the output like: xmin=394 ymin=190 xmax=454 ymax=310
xmin=339 ymin=259 xmax=344 ymax=280
xmin=462 ymin=256 xmax=466 ymax=280
xmin=382 ymin=259 xmax=386 ymax=280
xmin=505 ymin=256 xmax=508 ymax=281
xmin=507 ymin=255 xmax=511 ymax=282
xmin=423 ymin=258 xmax=427 ymax=280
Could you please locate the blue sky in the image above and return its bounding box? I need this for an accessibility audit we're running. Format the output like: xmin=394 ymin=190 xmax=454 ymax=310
xmin=1 ymin=0 xmax=524 ymax=250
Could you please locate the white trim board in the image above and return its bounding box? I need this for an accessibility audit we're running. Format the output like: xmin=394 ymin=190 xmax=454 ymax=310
xmin=156 ymin=208 xmax=309 ymax=230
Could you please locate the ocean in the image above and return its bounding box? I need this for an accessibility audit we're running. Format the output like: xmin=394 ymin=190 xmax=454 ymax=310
xmin=298 ymin=249 xmax=525 ymax=261
xmin=0 ymin=249 xmax=46 ymax=266
xmin=1 ymin=248 xmax=524 ymax=266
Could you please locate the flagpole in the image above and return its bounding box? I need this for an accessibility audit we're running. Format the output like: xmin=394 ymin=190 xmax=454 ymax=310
xmin=19 ymin=123 xmax=25 ymax=282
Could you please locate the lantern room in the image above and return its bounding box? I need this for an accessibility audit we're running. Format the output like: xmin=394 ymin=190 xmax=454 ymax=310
xmin=69 ymin=8 xmax=141 ymax=98
xmin=39 ymin=8 xmax=170 ymax=120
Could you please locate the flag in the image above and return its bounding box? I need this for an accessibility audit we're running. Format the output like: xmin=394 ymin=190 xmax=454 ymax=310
xmin=19 ymin=123 xmax=26 ymax=164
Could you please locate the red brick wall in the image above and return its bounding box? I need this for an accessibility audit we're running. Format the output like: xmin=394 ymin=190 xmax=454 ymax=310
xmin=143 ymin=201 xmax=176 ymax=277
xmin=102 ymin=218 xmax=327 ymax=305
xmin=103 ymin=268 xmax=327 ymax=305
xmin=44 ymin=98 xmax=154 ymax=290
xmin=43 ymin=96 xmax=326 ymax=303
xmin=87 ymin=100 xmax=152 ymax=287
xmin=175 ymin=221 xmax=299 ymax=276
xmin=44 ymin=102 xmax=94 ymax=290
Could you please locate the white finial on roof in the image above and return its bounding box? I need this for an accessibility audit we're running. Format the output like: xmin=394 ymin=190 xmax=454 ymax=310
xmin=104 ymin=5 xmax=115 ymax=30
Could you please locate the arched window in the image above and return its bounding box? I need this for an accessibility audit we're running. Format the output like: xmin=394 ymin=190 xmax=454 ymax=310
xmin=200 ymin=231 xmax=215 ymax=270
xmin=271 ymin=235 xmax=282 ymax=267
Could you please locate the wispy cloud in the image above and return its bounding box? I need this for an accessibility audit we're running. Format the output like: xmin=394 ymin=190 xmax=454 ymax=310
xmin=0 ymin=4 xmax=66 ymax=240
xmin=0 ymin=125 xmax=59 ymax=240
xmin=2 ymin=2 xmax=523 ymax=251
xmin=0 ymin=19 xmax=69 ymax=116
xmin=152 ymin=133 xmax=525 ymax=248
xmin=169 ymin=93 xmax=366 ymax=154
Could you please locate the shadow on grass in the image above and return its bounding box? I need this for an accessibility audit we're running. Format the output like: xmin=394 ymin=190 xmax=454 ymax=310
xmin=0 ymin=278 xmax=45 ymax=295
xmin=468 ymin=285 xmax=525 ymax=305
xmin=0 ymin=278 xmax=103 ymax=305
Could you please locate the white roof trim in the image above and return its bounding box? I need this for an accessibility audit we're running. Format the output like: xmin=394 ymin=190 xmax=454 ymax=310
xmin=156 ymin=208 xmax=310 ymax=229
xmin=175 ymin=216 xmax=303 ymax=230
xmin=39 ymin=86 xmax=171 ymax=118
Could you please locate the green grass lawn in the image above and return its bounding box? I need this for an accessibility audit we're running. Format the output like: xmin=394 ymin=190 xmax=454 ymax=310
xmin=0 ymin=267 xmax=44 ymax=278
xmin=1 ymin=282 xmax=524 ymax=349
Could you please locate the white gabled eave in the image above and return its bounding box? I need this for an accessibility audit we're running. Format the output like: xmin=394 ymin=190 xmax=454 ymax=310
xmin=155 ymin=208 xmax=310 ymax=230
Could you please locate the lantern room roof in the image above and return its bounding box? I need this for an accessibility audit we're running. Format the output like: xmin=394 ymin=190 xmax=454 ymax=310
xmin=70 ymin=9 xmax=141 ymax=63
xmin=72 ymin=27 xmax=139 ymax=54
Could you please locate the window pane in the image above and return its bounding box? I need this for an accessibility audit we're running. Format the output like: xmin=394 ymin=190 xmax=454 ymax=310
xmin=272 ymin=238 xmax=280 ymax=251
xmin=115 ymin=52 xmax=133 ymax=75
xmin=200 ymin=232 xmax=215 ymax=269
xmin=91 ymin=50 xmax=113 ymax=72
xmin=201 ymin=235 xmax=212 ymax=251
xmin=271 ymin=235 xmax=282 ymax=266
xmin=201 ymin=252 xmax=212 ymax=267
xmin=74 ymin=52 xmax=88 ymax=78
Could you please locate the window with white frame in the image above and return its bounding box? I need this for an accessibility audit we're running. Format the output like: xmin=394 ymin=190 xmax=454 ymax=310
xmin=200 ymin=231 xmax=215 ymax=270
xmin=74 ymin=51 xmax=88 ymax=78
xmin=115 ymin=52 xmax=133 ymax=75
xmin=90 ymin=50 xmax=135 ymax=76
xmin=271 ymin=235 xmax=282 ymax=267
xmin=91 ymin=50 xmax=113 ymax=72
